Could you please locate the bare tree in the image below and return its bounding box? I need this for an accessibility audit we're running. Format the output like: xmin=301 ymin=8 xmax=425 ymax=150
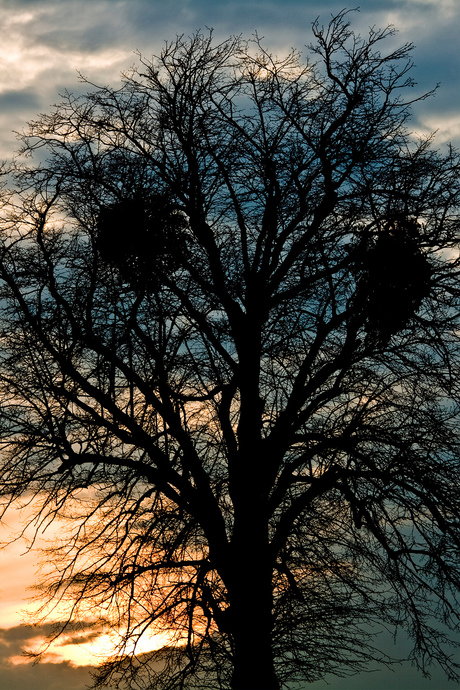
xmin=0 ymin=10 xmax=460 ymax=690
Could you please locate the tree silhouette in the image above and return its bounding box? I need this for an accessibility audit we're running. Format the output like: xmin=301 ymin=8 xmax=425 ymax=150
xmin=0 ymin=10 xmax=460 ymax=690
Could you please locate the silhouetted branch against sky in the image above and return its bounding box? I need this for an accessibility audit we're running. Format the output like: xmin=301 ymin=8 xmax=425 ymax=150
xmin=0 ymin=4 xmax=459 ymax=690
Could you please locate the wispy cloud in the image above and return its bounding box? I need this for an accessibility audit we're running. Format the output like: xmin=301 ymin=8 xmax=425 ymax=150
xmin=0 ymin=624 xmax=95 ymax=690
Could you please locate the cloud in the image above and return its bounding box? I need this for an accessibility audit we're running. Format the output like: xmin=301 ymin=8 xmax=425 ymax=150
xmin=0 ymin=620 xmax=106 ymax=660
xmin=0 ymin=0 xmax=457 ymax=163
xmin=0 ymin=660 xmax=94 ymax=690
xmin=59 ymin=630 xmax=104 ymax=647
xmin=0 ymin=621 xmax=166 ymax=689
xmin=0 ymin=623 xmax=57 ymax=663
xmin=0 ymin=89 xmax=40 ymax=113
xmin=415 ymin=115 xmax=460 ymax=147
xmin=0 ymin=623 xmax=97 ymax=690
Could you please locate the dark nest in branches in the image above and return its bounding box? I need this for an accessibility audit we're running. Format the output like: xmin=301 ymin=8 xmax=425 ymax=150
xmin=353 ymin=218 xmax=433 ymax=343
xmin=96 ymin=194 xmax=188 ymax=291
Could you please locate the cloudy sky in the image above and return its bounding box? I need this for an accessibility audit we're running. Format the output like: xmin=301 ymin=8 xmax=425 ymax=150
xmin=0 ymin=1 xmax=459 ymax=689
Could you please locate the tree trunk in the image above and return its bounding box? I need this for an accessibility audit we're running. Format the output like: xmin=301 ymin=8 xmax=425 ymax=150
xmin=228 ymin=303 xmax=279 ymax=689
xmin=230 ymin=581 xmax=279 ymax=690
xmin=228 ymin=507 xmax=279 ymax=690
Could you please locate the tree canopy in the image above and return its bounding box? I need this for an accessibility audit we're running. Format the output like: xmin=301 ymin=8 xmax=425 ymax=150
xmin=0 ymin=10 xmax=459 ymax=690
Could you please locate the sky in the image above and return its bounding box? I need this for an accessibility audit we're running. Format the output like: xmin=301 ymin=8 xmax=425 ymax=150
xmin=0 ymin=0 xmax=459 ymax=689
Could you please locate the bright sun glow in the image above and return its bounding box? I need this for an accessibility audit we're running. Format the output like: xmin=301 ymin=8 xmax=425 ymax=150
xmin=9 ymin=626 xmax=170 ymax=667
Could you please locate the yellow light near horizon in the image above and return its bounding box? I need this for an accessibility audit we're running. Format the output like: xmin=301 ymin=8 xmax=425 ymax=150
xmin=0 ymin=500 xmax=183 ymax=669
xmin=0 ymin=508 xmax=172 ymax=668
xmin=8 ymin=626 xmax=171 ymax=668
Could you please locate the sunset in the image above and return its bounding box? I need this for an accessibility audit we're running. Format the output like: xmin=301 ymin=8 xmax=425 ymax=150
xmin=0 ymin=1 xmax=459 ymax=689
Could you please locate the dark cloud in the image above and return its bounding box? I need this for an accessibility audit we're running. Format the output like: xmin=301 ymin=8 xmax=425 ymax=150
xmin=0 ymin=660 xmax=94 ymax=690
xmin=0 ymin=624 xmax=51 ymax=659
xmin=59 ymin=630 xmax=103 ymax=647
xmin=33 ymin=27 xmax=124 ymax=53
xmin=0 ymin=621 xmax=105 ymax=660
xmin=2 ymin=0 xmax=407 ymax=57
xmin=2 ymin=0 xmax=76 ymax=4
xmin=0 ymin=623 xmax=98 ymax=690
xmin=20 ymin=3 xmax=134 ymax=54
xmin=0 ymin=90 xmax=40 ymax=114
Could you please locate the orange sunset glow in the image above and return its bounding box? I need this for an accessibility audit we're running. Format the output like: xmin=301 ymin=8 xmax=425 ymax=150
xmin=1 ymin=503 xmax=172 ymax=667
